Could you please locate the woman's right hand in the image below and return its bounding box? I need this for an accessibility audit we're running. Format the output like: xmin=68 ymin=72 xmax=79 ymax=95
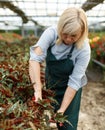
xmin=34 ymin=90 xmax=42 ymax=102
xmin=33 ymin=84 xmax=42 ymax=102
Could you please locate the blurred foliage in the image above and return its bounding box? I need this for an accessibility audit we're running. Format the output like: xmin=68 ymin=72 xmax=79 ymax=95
xmin=89 ymin=32 xmax=105 ymax=64
xmin=0 ymin=32 xmax=23 ymax=43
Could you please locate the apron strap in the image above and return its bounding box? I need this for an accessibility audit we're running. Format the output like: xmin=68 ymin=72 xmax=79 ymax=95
xmin=49 ymin=35 xmax=75 ymax=58
xmin=67 ymin=43 xmax=75 ymax=58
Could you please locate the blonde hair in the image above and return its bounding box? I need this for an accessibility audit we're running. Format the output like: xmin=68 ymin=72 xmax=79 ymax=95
xmin=56 ymin=7 xmax=88 ymax=49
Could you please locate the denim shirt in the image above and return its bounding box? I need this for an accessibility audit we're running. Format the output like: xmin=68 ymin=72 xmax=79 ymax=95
xmin=30 ymin=26 xmax=91 ymax=90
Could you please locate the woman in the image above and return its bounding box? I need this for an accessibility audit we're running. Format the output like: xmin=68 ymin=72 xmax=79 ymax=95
xmin=29 ymin=7 xmax=91 ymax=130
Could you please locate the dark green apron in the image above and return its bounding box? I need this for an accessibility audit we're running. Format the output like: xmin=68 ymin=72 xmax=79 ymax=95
xmin=45 ymin=44 xmax=82 ymax=130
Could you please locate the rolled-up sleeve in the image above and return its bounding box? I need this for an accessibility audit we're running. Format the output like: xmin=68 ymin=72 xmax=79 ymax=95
xmin=29 ymin=26 xmax=57 ymax=62
xmin=30 ymin=45 xmax=46 ymax=62
xmin=68 ymin=43 xmax=91 ymax=90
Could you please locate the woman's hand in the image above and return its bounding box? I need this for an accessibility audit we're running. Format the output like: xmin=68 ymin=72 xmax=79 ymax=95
xmin=57 ymin=86 xmax=76 ymax=114
xmin=33 ymin=83 xmax=42 ymax=102
xmin=57 ymin=109 xmax=64 ymax=115
xmin=34 ymin=90 xmax=42 ymax=102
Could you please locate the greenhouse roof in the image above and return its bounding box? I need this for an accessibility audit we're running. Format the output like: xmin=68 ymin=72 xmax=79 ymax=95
xmin=0 ymin=0 xmax=105 ymax=29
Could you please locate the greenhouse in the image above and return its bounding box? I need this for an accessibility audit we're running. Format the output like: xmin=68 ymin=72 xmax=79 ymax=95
xmin=0 ymin=0 xmax=105 ymax=130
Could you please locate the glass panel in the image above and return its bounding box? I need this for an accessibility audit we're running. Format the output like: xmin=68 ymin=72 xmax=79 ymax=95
xmin=0 ymin=0 xmax=105 ymax=27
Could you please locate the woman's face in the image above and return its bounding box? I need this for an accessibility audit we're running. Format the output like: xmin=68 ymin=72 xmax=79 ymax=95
xmin=61 ymin=32 xmax=82 ymax=45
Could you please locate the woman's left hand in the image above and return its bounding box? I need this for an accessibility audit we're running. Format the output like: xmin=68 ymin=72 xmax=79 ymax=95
xmin=57 ymin=109 xmax=64 ymax=115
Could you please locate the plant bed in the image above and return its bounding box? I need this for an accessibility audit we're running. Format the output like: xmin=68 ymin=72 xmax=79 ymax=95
xmin=0 ymin=38 xmax=71 ymax=130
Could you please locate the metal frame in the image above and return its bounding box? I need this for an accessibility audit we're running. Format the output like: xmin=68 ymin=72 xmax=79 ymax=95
xmin=0 ymin=0 xmax=105 ymax=27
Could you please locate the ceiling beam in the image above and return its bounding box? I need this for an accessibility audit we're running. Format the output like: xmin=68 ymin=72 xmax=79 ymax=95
xmin=0 ymin=1 xmax=28 ymax=23
xmin=82 ymin=0 xmax=104 ymax=11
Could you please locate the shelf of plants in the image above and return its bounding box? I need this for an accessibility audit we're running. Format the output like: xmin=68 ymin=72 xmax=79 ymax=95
xmin=89 ymin=32 xmax=105 ymax=65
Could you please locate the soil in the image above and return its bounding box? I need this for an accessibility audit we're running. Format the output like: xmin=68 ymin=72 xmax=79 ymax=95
xmin=78 ymin=81 xmax=105 ymax=130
